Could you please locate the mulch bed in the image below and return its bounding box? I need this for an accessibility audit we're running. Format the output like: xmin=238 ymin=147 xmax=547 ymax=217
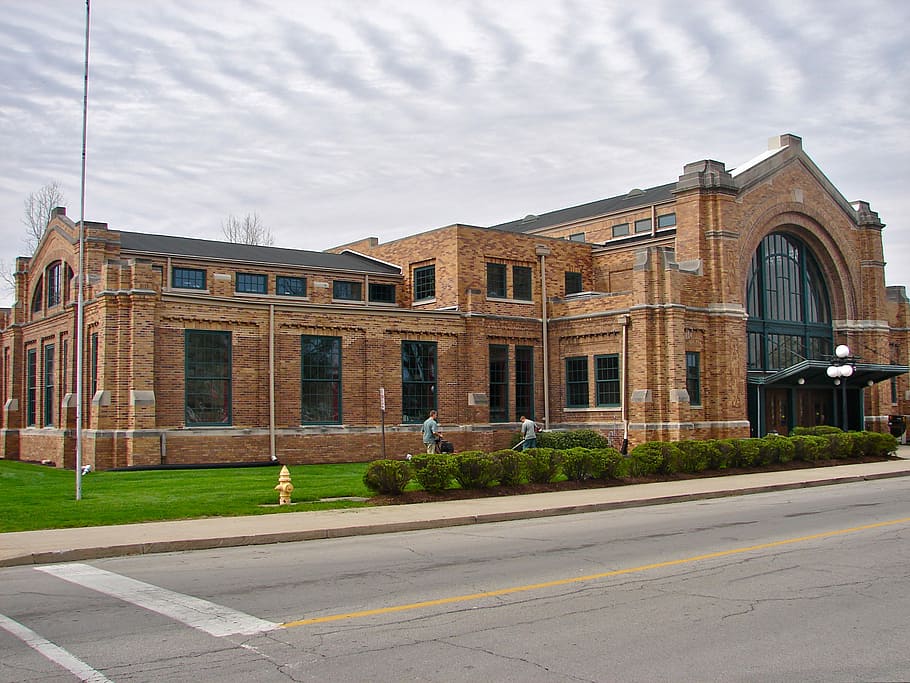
xmin=369 ymin=454 xmax=898 ymax=506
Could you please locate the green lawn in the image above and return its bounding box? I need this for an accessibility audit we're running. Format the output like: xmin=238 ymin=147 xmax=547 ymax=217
xmin=0 ymin=460 xmax=373 ymax=533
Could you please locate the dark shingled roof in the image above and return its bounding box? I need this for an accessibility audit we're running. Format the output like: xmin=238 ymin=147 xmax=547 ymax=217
xmin=489 ymin=182 xmax=676 ymax=233
xmin=118 ymin=231 xmax=400 ymax=275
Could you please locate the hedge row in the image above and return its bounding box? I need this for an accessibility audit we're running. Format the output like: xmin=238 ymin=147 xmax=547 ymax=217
xmin=363 ymin=429 xmax=899 ymax=495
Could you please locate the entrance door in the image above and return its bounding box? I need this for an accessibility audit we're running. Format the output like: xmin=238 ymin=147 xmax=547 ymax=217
xmin=795 ymin=389 xmax=833 ymax=428
xmin=765 ymin=388 xmax=790 ymax=435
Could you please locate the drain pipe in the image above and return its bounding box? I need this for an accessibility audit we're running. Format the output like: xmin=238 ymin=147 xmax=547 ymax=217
xmin=620 ymin=314 xmax=631 ymax=454
xmin=536 ymin=245 xmax=551 ymax=429
xmin=269 ymin=304 xmax=276 ymax=460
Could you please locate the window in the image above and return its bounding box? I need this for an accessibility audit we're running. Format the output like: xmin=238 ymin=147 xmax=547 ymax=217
xmin=634 ymin=218 xmax=652 ymax=234
xmin=515 ymin=346 xmax=534 ymax=420
xmin=301 ymin=335 xmax=341 ymax=424
xmin=369 ymin=283 xmax=396 ymax=304
xmin=612 ymin=223 xmax=630 ymax=238
xmin=595 ymin=354 xmax=620 ymax=406
xmin=686 ymin=351 xmax=701 ymax=405
xmin=333 ymin=280 xmax=363 ymax=301
xmin=46 ymin=262 xmax=62 ymax=308
xmin=90 ymin=332 xmax=99 ymax=398
xmin=276 ymin=276 xmax=307 ymax=297
xmin=43 ymin=344 xmax=55 ymax=426
xmin=26 ymin=349 xmax=37 ymax=426
xmin=236 ymin=272 xmax=267 ymax=294
xmin=413 ymin=265 xmax=435 ymax=301
xmin=487 ymin=263 xmax=507 ymax=298
xmin=185 ymin=330 xmax=231 ymax=425
xmin=565 ymin=271 xmax=583 ymax=295
xmin=31 ymin=277 xmax=43 ymax=314
xmin=402 ymin=341 xmax=436 ymax=423
xmin=513 ymin=266 xmax=532 ymax=301
xmin=173 ymin=267 xmax=206 ymax=290
xmin=569 ymin=233 xmax=585 ymax=242
xmin=565 ymin=356 xmax=589 ymax=407
xmin=657 ymin=213 xmax=677 ymax=228
xmin=489 ymin=345 xmax=508 ymax=422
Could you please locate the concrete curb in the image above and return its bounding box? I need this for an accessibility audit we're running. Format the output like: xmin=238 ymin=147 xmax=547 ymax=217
xmin=3 ymin=465 xmax=909 ymax=568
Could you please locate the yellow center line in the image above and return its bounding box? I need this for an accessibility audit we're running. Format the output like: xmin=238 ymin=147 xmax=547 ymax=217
xmin=281 ymin=516 xmax=910 ymax=629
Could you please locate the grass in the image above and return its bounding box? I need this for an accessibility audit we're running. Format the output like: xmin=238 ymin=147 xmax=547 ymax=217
xmin=0 ymin=460 xmax=373 ymax=533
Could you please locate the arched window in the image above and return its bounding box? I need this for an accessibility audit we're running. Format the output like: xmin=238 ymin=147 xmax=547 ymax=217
xmin=746 ymin=232 xmax=832 ymax=371
xmin=31 ymin=276 xmax=44 ymax=315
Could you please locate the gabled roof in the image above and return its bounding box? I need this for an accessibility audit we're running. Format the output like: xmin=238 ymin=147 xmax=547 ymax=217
xmin=118 ymin=231 xmax=401 ymax=275
xmin=489 ymin=182 xmax=676 ymax=233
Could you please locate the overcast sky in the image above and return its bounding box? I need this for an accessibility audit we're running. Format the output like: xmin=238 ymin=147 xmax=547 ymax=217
xmin=1 ymin=1 xmax=908 ymax=307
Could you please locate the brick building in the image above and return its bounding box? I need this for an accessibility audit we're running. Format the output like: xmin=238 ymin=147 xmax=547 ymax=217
xmin=2 ymin=133 xmax=907 ymax=469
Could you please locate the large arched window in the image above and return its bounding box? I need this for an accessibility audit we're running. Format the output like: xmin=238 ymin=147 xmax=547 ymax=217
xmin=746 ymin=232 xmax=832 ymax=371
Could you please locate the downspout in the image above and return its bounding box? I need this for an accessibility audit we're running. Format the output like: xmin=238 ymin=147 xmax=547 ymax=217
xmin=269 ymin=304 xmax=276 ymax=460
xmin=620 ymin=313 xmax=631 ymax=454
xmin=536 ymin=245 xmax=551 ymax=429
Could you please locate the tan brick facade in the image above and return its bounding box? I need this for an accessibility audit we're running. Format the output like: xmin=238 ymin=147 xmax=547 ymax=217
xmin=2 ymin=134 xmax=907 ymax=469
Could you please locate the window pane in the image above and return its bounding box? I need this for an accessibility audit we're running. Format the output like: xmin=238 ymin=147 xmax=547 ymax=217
xmin=301 ymin=335 xmax=341 ymax=423
xmin=402 ymin=341 xmax=436 ymax=423
xmin=565 ymin=356 xmax=588 ymax=407
xmin=369 ymin=283 xmax=396 ymax=303
xmin=26 ymin=349 xmax=37 ymax=426
xmin=236 ymin=273 xmax=267 ymax=294
xmin=276 ymin=276 xmax=307 ymax=297
xmin=489 ymin=345 xmax=508 ymax=422
xmin=513 ymin=266 xmax=532 ymax=301
xmin=185 ymin=330 xmax=231 ymax=425
xmin=413 ymin=265 xmax=435 ymax=301
xmin=333 ymin=280 xmax=363 ymax=300
xmin=173 ymin=267 xmax=206 ymax=289
xmin=595 ymin=354 xmax=620 ymax=406
xmin=657 ymin=213 xmax=676 ymax=228
xmin=634 ymin=218 xmax=652 ymax=233
xmin=565 ymin=272 xmax=583 ymax=295
xmin=487 ymin=263 xmax=507 ymax=298
xmin=43 ymin=345 xmax=55 ymax=426
xmin=612 ymin=223 xmax=629 ymax=238
xmin=515 ymin=346 xmax=534 ymax=420
xmin=686 ymin=351 xmax=701 ymax=405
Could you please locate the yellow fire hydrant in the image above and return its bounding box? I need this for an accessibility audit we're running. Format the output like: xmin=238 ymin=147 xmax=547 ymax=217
xmin=274 ymin=465 xmax=294 ymax=505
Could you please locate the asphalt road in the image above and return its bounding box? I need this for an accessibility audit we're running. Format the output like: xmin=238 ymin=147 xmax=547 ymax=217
xmin=2 ymin=477 xmax=909 ymax=682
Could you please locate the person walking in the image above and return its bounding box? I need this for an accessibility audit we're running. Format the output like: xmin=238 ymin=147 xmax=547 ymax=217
xmin=422 ymin=410 xmax=441 ymax=453
xmin=519 ymin=415 xmax=539 ymax=451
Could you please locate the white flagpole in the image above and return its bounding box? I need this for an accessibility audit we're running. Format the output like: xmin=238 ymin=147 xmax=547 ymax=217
xmin=75 ymin=0 xmax=90 ymax=500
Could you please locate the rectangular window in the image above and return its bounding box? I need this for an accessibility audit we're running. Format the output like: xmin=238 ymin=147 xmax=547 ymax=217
xmin=595 ymin=354 xmax=620 ymax=407
xmin=236 ymin=272 xmax=267 ymax=294
xmin=368 ymin=283 xmax=396 ymax=304
xmin=489 ymin=344 xmax=509 ymax=422
xmin=513 ymin=266 xmax=532 ymax=301
xmin=686 ymin=351 xmax=701 ymax=405
xmin=26 ymin=348 xmax=37 ymax=426
xmin=333 ymin=280 xmax=363 ymax=301
xmin=565 ymin=271 xmax=583 ymax=295
xmin=43 ymin=344 xmax=55 ymax=426
xmin=565 ymin=356 xmax=589 ymax=408
xmin=487 ymin=263 xmax=507 ymax=298
xmin=90 ymin=332 xmax=99 ymax=397
xmin=413 ymin=265 xmax=435 ymax=301
xmin=172 ymin=267 xmax=206 ymax=290
xmin=276 ymin=276 xmax=307 ymax=297
xmin=46 ymin=262 xmax=61 ymax=308
xmin=401 ymin=341 xmax=436 ymax=423
xmin=301 ymin=335 xmax=341 ymax=424
xmin=657 ymin=213 xmax=677 ymax=228
xmin=185 ymin=330 xmax=231 ymax=425
xmin=612 ymin=223 xmax=630 ymax=238
xmin=634 ymin=218 xmax=652 ymax=234
xmin=515 ymin=346 xmax=534 ymax=420
xmin=568 ymin=232 xmax=585 ymax=242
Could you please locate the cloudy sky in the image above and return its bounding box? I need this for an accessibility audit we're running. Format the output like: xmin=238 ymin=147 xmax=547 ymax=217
xmin=1 ymin=1 xmax=908 ymax=306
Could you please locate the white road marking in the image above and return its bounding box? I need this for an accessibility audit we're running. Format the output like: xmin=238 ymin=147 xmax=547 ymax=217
xmin=37 ymin=563 xmax=279 ymax=637
xmin=0 ymin=612 xmax=113 ymax=683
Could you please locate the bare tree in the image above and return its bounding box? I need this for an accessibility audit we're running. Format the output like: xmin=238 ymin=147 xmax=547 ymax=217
xmin=23 ymin=181 xmax=66 ymax=252
xmin=221 ymin=212 xmax=275 ymax=246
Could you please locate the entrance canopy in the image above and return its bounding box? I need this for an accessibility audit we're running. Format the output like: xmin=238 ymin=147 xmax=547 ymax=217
xmin=748 ymin=360 xmax=909 ymax=387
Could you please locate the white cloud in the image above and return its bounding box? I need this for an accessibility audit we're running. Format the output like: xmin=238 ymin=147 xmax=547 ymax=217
xmin=0 ymin=0 xmax=908 ymax=305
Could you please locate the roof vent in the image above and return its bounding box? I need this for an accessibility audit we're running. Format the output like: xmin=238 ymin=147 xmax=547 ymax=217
xmin=521 ymin=214 xmax=538 ymax=223
xmin=626 ymin=188 xmax=645 ymax=199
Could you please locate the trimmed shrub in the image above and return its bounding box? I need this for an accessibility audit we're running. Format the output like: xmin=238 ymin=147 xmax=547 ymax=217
xmin=452 ymin=451 xmax=501 ymax=489
xmin=733 ymin=438 xmax=761 ymax=468
xmin=714 ymin=439 xmax=738 ymax=469
xmin=791 ymin=435 xmax=829 ymax=463
xmin=758 ymin=434 xmax=796 ymax=465
xmin=490 ymin=449 xmax=528 ymax=486
xmin=562 ymin=447 xmax=600 ymax=481
xmin=591 ymin=447 xmax=625 ymax=480
xmin=627 ymin=442 xmax=668 ymax=476
xmin=363 ymin=459 xmax=412 ymax=495
xmin=410 ymin=453 xmax=455 ymax=493
xmin=673 ymin=440 xmax=713 ymax=473
xmin=824 ymin=431 xmax=853 ymax=459
xmin=525 ymin=448 xmax=563 ymax=483
xmin=538 ymin=429 xmax=611 ymax=450
xmin=868 ymin=431 xmax=899 ymax=457
xmin=792 ymin=425 xmax=844 ymax=436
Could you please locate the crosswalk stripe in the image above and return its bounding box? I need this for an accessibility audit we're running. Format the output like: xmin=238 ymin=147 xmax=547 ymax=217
xmin=37 ymin=563 xmax=278 ymax=637
xmin=0 ymin=612 xmax=113 ymax=682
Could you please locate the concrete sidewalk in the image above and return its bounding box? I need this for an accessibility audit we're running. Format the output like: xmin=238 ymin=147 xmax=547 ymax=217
xmin=3 ymin=454 xmax=910 ymax=568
